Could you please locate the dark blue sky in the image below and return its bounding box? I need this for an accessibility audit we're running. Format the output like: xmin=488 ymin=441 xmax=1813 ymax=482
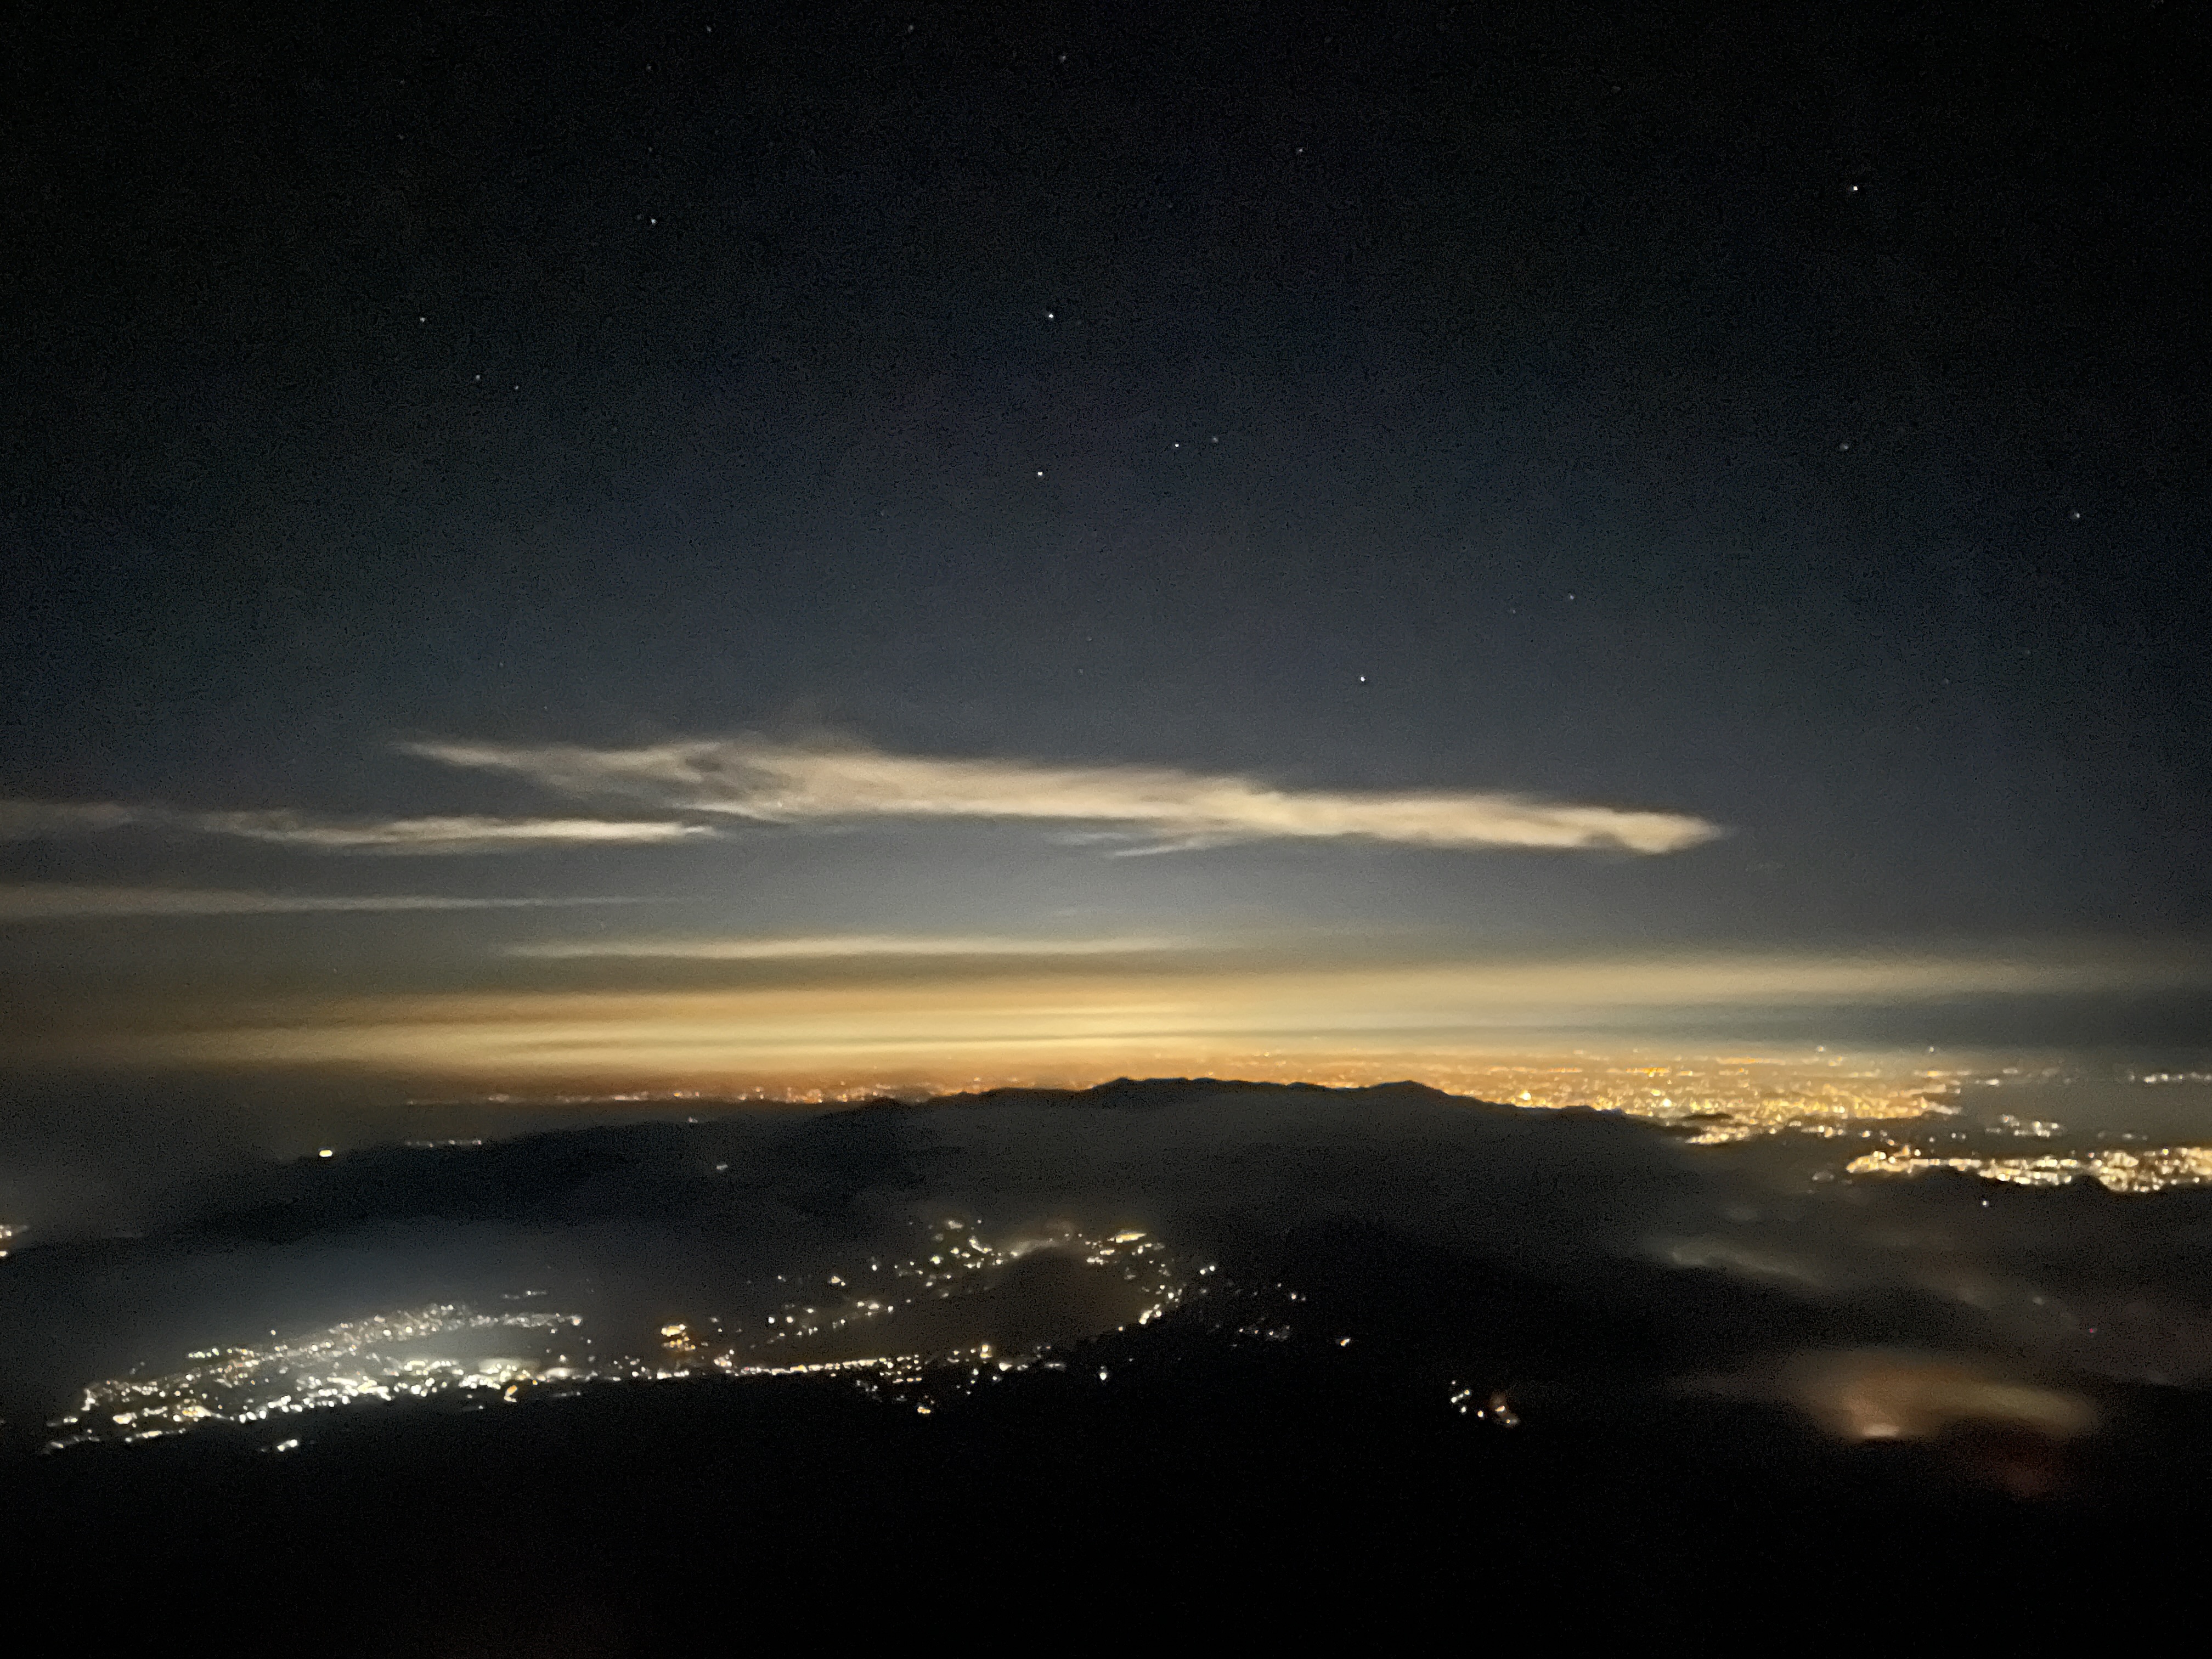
xmin=3 ymin=1 xmax=2208 ymax=1078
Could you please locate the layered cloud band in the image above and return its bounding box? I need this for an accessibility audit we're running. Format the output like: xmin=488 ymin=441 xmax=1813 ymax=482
xmin=0 ymin=886 xmax=639 ymax=919
xmin=0 ymin=802 xmax=713 ymax=854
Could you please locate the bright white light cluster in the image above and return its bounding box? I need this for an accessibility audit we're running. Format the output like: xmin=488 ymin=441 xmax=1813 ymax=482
xmin=46 ymin=1221 xmax=1209 ymax=1453
xmin=44 ymin=1304 xmax=586 ymax=1451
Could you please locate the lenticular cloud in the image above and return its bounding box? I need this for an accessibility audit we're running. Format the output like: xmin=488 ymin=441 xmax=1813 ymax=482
xmin=399 ymin=736 xmax=1723 ymax=855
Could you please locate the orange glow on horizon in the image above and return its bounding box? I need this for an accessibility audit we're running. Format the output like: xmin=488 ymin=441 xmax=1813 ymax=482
xmin=16 ymin=945 xmax=2186 ymax=1130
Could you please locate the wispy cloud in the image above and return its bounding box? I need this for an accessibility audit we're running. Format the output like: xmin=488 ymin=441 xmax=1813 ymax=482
xmin=187 ymin=812 xmax=716 ymax=854
xmin=400 ymin=737 xmax=1724 ymax=855
xmin=0 ymin=802 xmax=145 ymax=839
xmin=505 ymin=933 xmax=1196 ymax=961
xmin=0 ymin=885 xmax=639 ymax=919
xmin=0 ymin=800 xmax=713 ymax=854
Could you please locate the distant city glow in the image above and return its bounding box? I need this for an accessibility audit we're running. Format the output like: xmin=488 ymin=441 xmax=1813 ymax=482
xmin=84 ymin=946 xmax=2196 ymax=1086
xmin=1848 ymin=1144 xmax=2212 ymax=1194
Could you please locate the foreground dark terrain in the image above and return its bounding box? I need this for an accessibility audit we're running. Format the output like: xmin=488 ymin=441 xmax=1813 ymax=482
xmin=10 ymin=1210 xmax=2212 ymax=1649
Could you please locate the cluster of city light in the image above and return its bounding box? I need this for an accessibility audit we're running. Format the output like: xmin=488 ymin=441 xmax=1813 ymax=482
xmin=1447 ymin=1384 xmax=1520 ymax=1426
xmin=44 ymin=1304 xmax=588 ymax=1450
xmin=618 ymin=1220 xmax=1208 ymax=1420
xmin=1372 ymin=1056 xmax=1956 ymax=1144
xmin=0 ymin=1222 xmax=17 ymax=1260
xmin=1828 ymin=1064 xmax=2212 ymax=1192
xmin=714 ymin=1220 xmax=1194 ymax=1373
xmin=1846 ymin=1143 xmax=2212 ymax=1194
xmin=45 ymin=1218 xmax=1206 ymax=1452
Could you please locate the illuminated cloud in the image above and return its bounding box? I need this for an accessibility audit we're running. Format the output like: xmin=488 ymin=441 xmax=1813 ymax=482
xmin=0 ymin=799 xmax=712 ymax=854
xmin=399 ymin=737 xmax=1724 ymax=854
xmin=505 ymin=933 xmax=1196 ymax=960
xmin=1781 ymin=1351 xmax=2096 ymax=1445
xmin=187 ymin=811 xmax=717 ymax=854
xmin=0 ymin=885 xmax=637 ymax=919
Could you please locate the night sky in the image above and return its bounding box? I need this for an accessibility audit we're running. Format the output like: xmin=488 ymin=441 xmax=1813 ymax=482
xmin=5 ymin=2 xmax=2209 ymax=1086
